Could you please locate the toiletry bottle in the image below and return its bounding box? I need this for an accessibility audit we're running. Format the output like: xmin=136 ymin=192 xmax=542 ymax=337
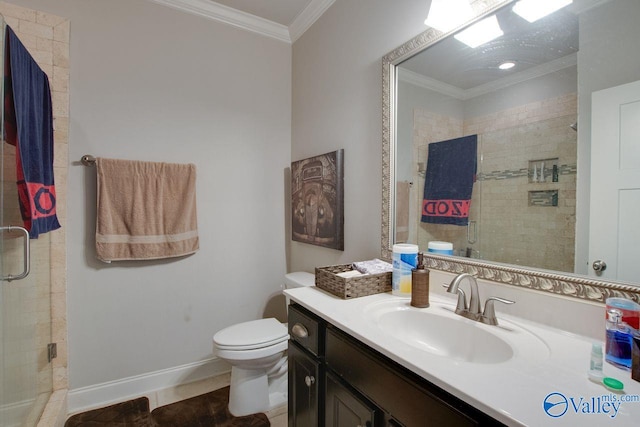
xmin=392 ymin=244 xmax=418 ymax=297
xmin=588 ymin=342 xmax=604 ymax=382
xmin=605 ymin=308 xmax=633 ymax=369
xmin=411 ymin=252 xmax=430 ymax=308
xmin=605 ymin=297 xmax=640 ymax=329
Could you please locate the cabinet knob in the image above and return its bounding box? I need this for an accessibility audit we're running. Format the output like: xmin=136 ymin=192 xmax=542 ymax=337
xmin=292 ymin=323 xmax=309 ymax=338
xmin=304 ymin=375 xmax=315 ymax=387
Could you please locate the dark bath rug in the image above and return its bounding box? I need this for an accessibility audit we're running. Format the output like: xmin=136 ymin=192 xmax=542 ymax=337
xmin=151 ymin=386 xmax=270 ymax=427
xmin=64 ymin=396 xmax=155 ymax=427
xmin=64 ymin=387 xmax=270 ymax=427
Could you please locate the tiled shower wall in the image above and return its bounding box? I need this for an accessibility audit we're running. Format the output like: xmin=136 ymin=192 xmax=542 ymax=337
xmin=0 ymin=2 xmax=69 ymax=426
xmin=412 ymin=93 xmax=577 ymax=272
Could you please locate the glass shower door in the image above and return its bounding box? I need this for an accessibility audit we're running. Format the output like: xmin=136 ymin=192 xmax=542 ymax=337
xmin=0 ymin=15 xmax=53 ymax=427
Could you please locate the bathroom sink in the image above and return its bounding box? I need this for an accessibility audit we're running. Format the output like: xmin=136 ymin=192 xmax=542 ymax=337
xmin=363 ymin=299 xmax=549 ymax=364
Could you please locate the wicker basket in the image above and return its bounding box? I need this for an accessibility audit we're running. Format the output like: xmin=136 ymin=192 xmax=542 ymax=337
xmin=315 ymin=264 xmax=392 ymax=299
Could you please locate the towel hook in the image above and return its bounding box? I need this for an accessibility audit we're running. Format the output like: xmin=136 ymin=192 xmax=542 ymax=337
xmin=81 ymin=155 xmax=96 ymax=166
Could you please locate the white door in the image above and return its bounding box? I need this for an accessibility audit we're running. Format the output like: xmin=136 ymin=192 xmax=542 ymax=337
xmin=589 ymin=80 xmax=640 ymax=281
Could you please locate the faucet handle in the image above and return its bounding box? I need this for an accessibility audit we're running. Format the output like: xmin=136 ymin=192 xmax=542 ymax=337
xmin=481 ymin=297 xmax=515 ymax=326
xmin=442 ymin=283 xmax=467 ymax=313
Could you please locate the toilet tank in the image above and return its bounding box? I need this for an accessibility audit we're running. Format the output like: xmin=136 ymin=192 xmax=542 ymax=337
xmin=284 ymin=272 xmax=315 ymax=289
xmin=283 ymin=272 xmax=315 ymax=307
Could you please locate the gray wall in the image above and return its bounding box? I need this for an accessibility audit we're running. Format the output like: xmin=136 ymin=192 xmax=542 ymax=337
xmin=10 ymin=0 xmax=291 ymax=391
xmin=291 ymin=0 xmax=428 ymax=271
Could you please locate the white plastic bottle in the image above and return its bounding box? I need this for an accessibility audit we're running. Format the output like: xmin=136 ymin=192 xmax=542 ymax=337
xmin=588 ymin=342 xmax=604 ymax=382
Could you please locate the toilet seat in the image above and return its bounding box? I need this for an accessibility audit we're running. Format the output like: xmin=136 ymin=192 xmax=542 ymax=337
xmin=213 ymin=318 xmax=288 ymax=351
xmin=215 ymin=339 xmax=288 ymax=361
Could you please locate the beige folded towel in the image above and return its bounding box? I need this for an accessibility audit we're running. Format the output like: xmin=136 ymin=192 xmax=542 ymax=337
xmin=95 ymin=157 xmax=199 ymax=262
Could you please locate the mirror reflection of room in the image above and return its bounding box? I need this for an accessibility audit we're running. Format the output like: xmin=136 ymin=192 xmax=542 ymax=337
xmin=396 ymin=1 xmax=578 ymax=272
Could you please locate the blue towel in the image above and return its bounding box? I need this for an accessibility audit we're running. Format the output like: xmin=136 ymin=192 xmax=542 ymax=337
xmin=4 ymin=26 xmax=60 ymax=238
xmin=421 ymin=135 xmax=477 ymax=226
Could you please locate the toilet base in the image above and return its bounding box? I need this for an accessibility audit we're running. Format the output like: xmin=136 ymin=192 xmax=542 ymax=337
xmin=228 ymin=359 xmax=288 ymax=417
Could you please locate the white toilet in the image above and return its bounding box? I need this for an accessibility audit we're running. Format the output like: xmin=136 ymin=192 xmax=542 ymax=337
xmin=212 ymin=271 xmax=315 ymax=416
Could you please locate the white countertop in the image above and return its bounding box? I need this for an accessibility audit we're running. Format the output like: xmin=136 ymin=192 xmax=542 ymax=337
xmin=285 ymin=286 xmax=640 ymax=426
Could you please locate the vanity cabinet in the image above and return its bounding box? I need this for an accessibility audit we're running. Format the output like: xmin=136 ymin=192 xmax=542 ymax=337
xmin=325 ymin=327 xmax=505 ymax=427
xmin=288 ymin=303 xmax=505 ymax=427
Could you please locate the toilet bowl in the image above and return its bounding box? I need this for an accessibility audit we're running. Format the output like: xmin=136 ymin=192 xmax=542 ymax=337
xmin=212 ymin=272 xmax=315 ymax=417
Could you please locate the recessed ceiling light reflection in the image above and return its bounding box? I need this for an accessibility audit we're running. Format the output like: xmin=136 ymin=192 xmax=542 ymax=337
xmin=499 ymin=61 xmax=516 ymax=70
xmin=513 ymin=0 xmax=573 ymax=23
xmin=424 ymin=0 xmax=473 ymax=32
xmin=454 ymin=15 xmax=504 ymax=48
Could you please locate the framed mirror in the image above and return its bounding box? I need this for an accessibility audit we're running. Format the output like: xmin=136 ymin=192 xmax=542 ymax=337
xmin=382 ymin=0 xmax=640 ymax=303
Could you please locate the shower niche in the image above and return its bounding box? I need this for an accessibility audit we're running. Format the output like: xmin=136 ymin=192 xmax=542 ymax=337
xmin=527 ymin=158 xmax=560 ymax=207
xmin=528 ymin=158 xmax=559 ymax=184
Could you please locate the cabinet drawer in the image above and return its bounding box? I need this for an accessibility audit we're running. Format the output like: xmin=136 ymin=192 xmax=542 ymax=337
xmin=326 ymin=327 xmax=479 ymax=427
xmin=288 ymin=303 xmax=324 ymax=357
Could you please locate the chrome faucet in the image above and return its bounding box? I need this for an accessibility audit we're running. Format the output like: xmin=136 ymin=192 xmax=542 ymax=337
xmin=446 ymin=273 xmax=482 ymax=320
xmin=445 ymin=273 xmax=514 ymax=325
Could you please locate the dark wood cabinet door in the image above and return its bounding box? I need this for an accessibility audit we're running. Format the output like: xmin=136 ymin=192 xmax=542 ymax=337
xmin=289 ymin=342 xmax=321 ymax=427
xmin=325 ymin=372 xmax=379 ymax=427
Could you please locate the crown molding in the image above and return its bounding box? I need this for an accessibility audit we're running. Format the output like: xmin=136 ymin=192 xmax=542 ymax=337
xmin=147 ymin=0 xmax=335 ymax=44
xmin=289 ymin=0 xmax=336 ymax=43
xmin=146 ymin=0 xmax=291 ymax=43
xmin=399 ymin=52 xmax=578 ymax=100
xmin=465 ymin=52 xmax=577 ymax=99
xmin=398 ymin=68 xmax=468 ymax=99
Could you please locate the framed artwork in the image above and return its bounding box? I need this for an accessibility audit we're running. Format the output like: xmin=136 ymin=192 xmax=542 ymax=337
xmin=291 ymin=149 xmax=344 ymax=250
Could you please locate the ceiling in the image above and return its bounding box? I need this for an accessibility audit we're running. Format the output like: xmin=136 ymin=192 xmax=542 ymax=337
xmin=399 ymin=3 xmax=579 ymax=98
xmin=147 ymin=0 xmax=335 ymax=43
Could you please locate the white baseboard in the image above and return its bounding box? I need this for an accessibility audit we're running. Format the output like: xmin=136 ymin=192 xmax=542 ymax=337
xmin=67 ymin=357 xmax=230 ymax=415
xmin=0 ymin=398 xmax=34 ymax=427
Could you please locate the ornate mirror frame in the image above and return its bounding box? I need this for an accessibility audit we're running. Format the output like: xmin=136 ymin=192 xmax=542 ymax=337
xmin=381 ymin=0 xmax=640 ymax=304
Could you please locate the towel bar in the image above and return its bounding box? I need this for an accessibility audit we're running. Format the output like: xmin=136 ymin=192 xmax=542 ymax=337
xmin=81 ymin=154 xmax=96 ymax=166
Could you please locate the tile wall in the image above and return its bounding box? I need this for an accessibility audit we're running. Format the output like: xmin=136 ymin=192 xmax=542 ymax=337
xmin=0 ymin=2 xmax=69 ymax=426
xmin=412 ymin=93 xmax=577 ymax=271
